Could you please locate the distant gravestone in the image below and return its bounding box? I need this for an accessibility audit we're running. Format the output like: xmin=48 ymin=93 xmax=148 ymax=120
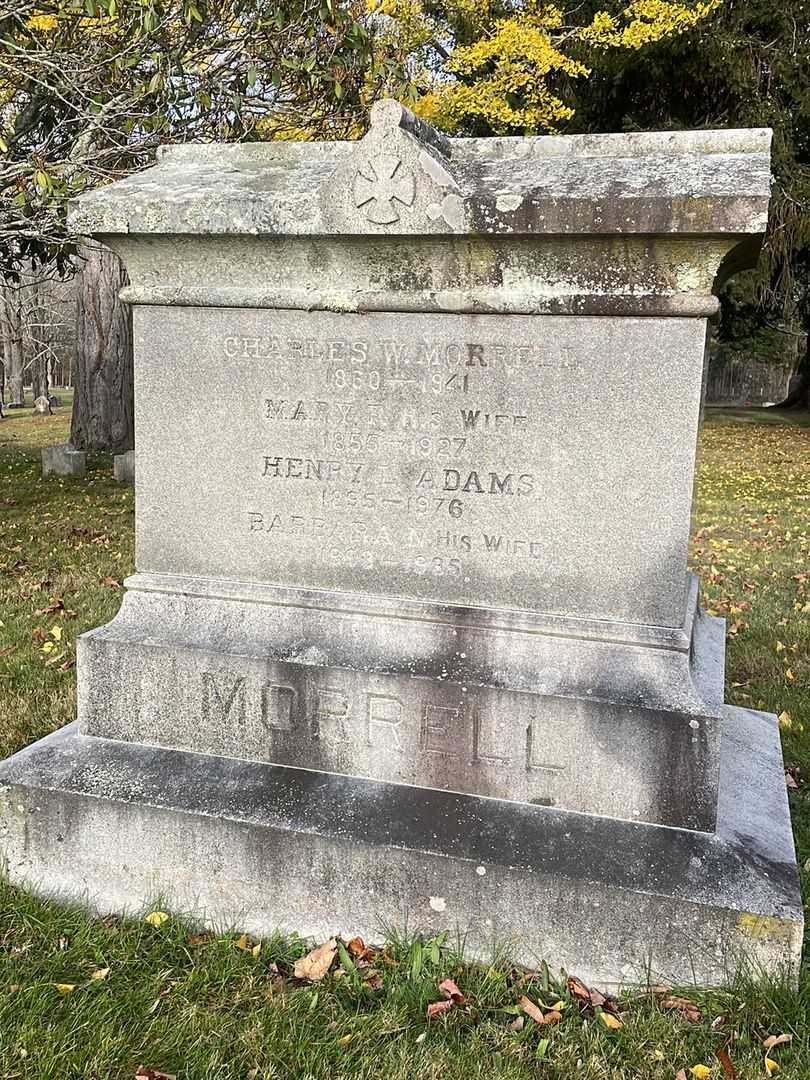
xmin=32 ymin=395 xmax=52 ymax=416
xmin=113 ymin=449 xmax=135 ymax=485
xmin=0 ymin=102 xmax=802 ymax=986
xmin=41 ymin=443 xmax=86 ymax=478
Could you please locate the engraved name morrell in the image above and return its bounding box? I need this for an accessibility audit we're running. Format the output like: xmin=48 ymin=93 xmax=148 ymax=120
xmin=201 ymin=671 xmax=567 ymax=781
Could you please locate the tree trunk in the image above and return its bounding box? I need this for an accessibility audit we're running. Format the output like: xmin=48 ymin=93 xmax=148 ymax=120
xmin=0 ymin=286 xmax=25 ymax=405
xmin=772 ymin=332 xmax=809 ymax=409
xmin=70 ymin=242 xmax=134 ymax=452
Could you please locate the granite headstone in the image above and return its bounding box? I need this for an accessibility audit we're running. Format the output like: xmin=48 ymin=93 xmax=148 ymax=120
xmin=0 ymin=102 xmax=801 ymax=986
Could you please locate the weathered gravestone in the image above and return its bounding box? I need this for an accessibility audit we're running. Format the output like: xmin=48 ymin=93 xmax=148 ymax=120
xmin=113 ymin=449 xmax=135 ymax=485
xmin=0 ymin=102 xmax=802 ymax=985
xmin=41 ymin=442 xmax=86 ymax=478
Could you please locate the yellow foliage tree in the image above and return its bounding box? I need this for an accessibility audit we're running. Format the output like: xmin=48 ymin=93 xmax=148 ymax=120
xmin=369 ymin=0 xmax=722 ymax=134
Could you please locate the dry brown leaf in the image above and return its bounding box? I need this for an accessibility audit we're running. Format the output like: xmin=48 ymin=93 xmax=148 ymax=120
xmin=661 ymin=995 xmax=700 ymax=1023
xmin=135 ymin=1070 xmax=176 ymax=1080
xmin=293 ymin=939 xmax=337 ymax=981
xmin=438 ymin=978 xmax=465 ymax=1004
xmin=186 ymin=932 xmax=213 ymax=947
xmin=102 ymin=576 xmax=121 ymax=588
xmin=567 ymin=976 xmax=591 ymax=1002
xmin=675 ymin=1071 xmax=688 ymax=1080
xmin=542 ymin=1010 xmax=562 ymax=1025
xmin=763 ymin=1035 xmax=792 ymax=1052
xmin=427 ymin=999 xmax=453 ymax=1020
xmin=519 ymin=995 xmax=546 ymax=1024
xmin=716 ymin=1047 xmax=736 ymax=1079
xmin=508 ymin=1015 xmax=525 ymax=1032
xmin=363 ymin=969 xmax=383 ymax=990
xmin=346 ymin=936 xmax=366 ymax=957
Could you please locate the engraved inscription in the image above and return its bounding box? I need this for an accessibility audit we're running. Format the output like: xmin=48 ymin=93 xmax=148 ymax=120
xmin=201 ymin=673 xmax=246 ymax=726
xmin=208 ymin=311 xmax=596 ymax=609
xmin=198 ymin=673 xmax=568 ymax=802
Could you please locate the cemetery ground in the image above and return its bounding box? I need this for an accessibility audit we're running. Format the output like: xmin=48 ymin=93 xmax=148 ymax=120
xmin=0 ymin=402 xmax=808 ymax=1080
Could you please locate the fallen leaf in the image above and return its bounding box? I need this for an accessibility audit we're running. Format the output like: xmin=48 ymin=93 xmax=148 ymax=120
xmin=567 ymin=976 xmax=591 ymax=1003
xmin=362 ymin=969 xmax=383 ymax=990
xmin=785 ymin=772 xmax=799 ymax=790
xmin=508 ymin=1015 xmax=525 ymax=1031
xmin=346 ymin=936 xmax=366 ymax=957
xmin=135 ymin=1070 xmax=176 ymax=1080
xmin=690 ymin=1066 xmax=712 ymax=1079
xmin=716 ymin=1047 xmax=736 ymax=1079
xmin=102 ymin=576 xmax=121 ymax=588
xmin=426 ymin=999 xmax=453 ymax=1019
xmin=519 ymin=995 xmax=546 ymax=1024
xmin=251 ymin=943 xmax=261 ymax=958
xmin=186 ymin=932 xmax=213 ymax=946
xmin=438 ymin=978 xmax=464 ymax=1003
xmin=90 ymin=967 xmax=110 ymax=981
xmin=49 ymin=624 xmax=62 ymax=641
xmin=293 ymin=939 xmax=337 ymax=981
xmin=144 ymin=911 xmax=169 ymax=928
xmin=762 ymin=1035 xmax=792 ymax=1052
xmin=675 ymin=1073 xmax=688 ymax=1080
xmin=599 ymin=1010 xmax=622 ymax=1030
xmin=54 ymin=983 xmax=76 ymax=993
xmin=764 ymin=1059 xmax=779 ymax=1076
xmin=661 ymin=995 xmax=701 ymax=1023
xmin=34 ymin=599 xmax=64 ymax=615
xmin=337 ymin=1034 xmax=352 ymax=1046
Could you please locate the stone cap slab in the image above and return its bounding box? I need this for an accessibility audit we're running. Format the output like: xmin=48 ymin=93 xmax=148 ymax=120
xmin=69 ymin=100 xmax=772 ymax=240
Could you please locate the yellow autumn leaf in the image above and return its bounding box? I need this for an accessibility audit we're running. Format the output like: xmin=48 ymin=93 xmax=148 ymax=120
xmin=252 ymin=943 xmax=261 ymax=958
xmin=144 ymin=910 xmax=169 ymax=927
xmin=90 ymin=967 xmax=110 ymax=980
xmin=690 ymin=1067 xmax=711 ymax=1079
xmin=765 ymin=1057 xmax=779 ymax=1076
xmin=235 ymin=933 xmax=248 ymax=951
xmin=785 ymin=669 xmax=795 ymax=681
xmin=778 ymin=712 xmax=792 ymax=731
xmin=54 ymin=983 xmax=76 ymax=993
xmin=41 ymin=641 xmax=54 ymax=654
xmin=50 ymin=625 xmax=62 ymax=641
xmin=598 ymin=1011 xmax=622 ymax=1030
xmin=548 ymin=1000 xmax=565 ymax=1010
xmin=337 ymin=1034 xmax=352 ymax=1046
xmin=775 ymin=641 xmax=785 ymax=652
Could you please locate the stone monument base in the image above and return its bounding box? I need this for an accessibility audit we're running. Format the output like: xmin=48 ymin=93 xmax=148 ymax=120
xmin=0 ymin=705 xmax=801 ymax=987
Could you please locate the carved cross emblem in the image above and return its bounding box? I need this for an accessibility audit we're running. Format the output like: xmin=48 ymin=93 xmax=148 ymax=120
xmin=353 ymin=154 xmax=415 ymax=225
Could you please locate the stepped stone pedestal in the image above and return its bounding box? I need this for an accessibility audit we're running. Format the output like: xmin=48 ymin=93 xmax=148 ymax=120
xmin=0 ymin=102 xmax=802 ymax=986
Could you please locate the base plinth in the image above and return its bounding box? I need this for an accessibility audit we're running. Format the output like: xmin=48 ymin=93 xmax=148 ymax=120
xmin=0 ymin=705 xmax=801 ymax=988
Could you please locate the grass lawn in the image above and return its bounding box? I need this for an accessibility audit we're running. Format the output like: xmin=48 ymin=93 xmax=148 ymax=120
xmin=0 ymin=400 xmax=809 ymax=1079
